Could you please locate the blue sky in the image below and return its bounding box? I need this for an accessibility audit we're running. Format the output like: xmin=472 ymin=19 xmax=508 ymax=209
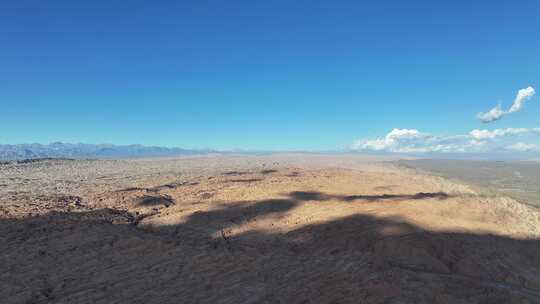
xmin=1 ymin=1 xmax=539 ymax=152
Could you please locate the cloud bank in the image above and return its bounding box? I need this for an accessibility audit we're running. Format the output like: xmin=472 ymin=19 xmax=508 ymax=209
xmin=351 ymin=86 xmax=538 ymax=155
xmin=352 ymin=127 xmax=539 ymax=154
xmin=469 ymin=128 xmax=529 ymax=140
xmin=506 ymin=142 xmax=539 ymax=152
xmin=477 ymin=86 xmax=535 ymax=123
xmin=352 ymin=129 xmax=474 ymax=153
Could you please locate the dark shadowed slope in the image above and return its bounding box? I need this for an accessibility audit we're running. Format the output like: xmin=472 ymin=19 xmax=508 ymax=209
xmin=2 ymin=158 xmax=539 ymax=304
xmin=1 ymin=199 xmax=539 ymax=304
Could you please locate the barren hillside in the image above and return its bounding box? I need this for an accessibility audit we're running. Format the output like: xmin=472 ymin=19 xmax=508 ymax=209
xmin=1 ymin=155 xmax=539 ymax=303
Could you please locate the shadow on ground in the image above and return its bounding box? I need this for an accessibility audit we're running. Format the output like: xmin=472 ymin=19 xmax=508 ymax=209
xmin=1 ymin=190 xmax=539 ymax=304
xmin=136 ymin=195 xmax=174 ymax=207
xmin=226 ymin=178 xmax=264 ymax=183
xmin=288 ymin=190 xmax=452 ymax=202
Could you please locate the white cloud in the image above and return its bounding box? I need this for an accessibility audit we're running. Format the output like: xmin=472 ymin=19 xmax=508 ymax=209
xmin=506 ymin=142 xmax=539 ymax=152
xmin=356 ymin=128 xmax=427 ymax=151
xmin=353 ymin=127 xmax=539 ymax=154
xmin=353 ymin=129 xmax=475 ymax=153
xmin=477 ymin=86 xmax=535 ymax=123
xmin=469 ymin=129 xmax=495 ymax=140
xmin=469 ymin=128 xmax=529 ymax=140
xmin=476 ymin=104 xmax=504 ymax=123
xmin=508 ymin=86 xmax=535 ymax=113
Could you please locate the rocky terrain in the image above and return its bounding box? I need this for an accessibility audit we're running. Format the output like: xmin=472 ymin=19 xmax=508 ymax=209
xmin=1 ymin=154 xmax=539 ymax=303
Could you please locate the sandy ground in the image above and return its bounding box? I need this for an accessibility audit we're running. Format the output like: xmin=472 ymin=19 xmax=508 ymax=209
xmin=1 ymin=154 xmax=539 ymax=303
xmin=398 ymin=159 xmax=540 ymax=208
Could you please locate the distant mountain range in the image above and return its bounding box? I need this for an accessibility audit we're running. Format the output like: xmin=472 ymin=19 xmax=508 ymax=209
xmin=0 ymin=143 xmax=213 ymax=160
xmin=4 ymin=143 xmax=537 ymax=161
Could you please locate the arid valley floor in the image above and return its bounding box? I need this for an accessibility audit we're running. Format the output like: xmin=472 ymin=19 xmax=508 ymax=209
xmin=1 ymin=154 xmax=540 ymax=303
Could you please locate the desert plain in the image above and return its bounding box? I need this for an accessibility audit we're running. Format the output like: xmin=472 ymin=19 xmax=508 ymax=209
xmin=1 ymin=154 xmax=539 ymax=303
